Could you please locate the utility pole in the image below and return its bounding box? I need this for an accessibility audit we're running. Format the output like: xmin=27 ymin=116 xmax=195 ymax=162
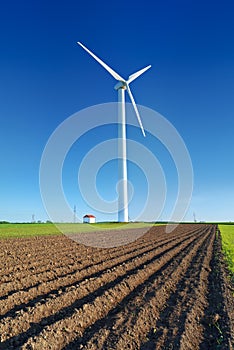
xmin=73 ymin=205 xmax=76 ymax=223
xmin=193 ymin=212 xmax=197 ymax=223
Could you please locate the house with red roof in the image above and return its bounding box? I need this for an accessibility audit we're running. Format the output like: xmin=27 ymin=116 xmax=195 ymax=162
xmin=83 ymin=214 xmax=96 ymax=224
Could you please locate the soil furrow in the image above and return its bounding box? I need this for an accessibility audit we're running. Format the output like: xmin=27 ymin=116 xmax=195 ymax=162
xmin=0 ymin=226 xmax=202 ymax=313
xmin=18 ymin=230 xmax=208 ymax=349
xmin=0 ymin=229 xmax=200 ymax=348
xmin=74 ymin=227 xmax=212 ymax=350
xmin=178 ymin=226 xmax=215 ymax=349
xmin=0 ymin=224 xmax=231 ymax=350
xmin=0 ymin=225 xmax=204 ymax=280
xmin=140 ymin=225 xmax=215 ymax=350
xmin=0 ymin=225 xmax=200 ymax=284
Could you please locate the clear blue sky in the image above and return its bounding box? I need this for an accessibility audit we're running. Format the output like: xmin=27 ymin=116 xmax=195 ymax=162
xmin=0 ymin=0 xmax=233 ymax=222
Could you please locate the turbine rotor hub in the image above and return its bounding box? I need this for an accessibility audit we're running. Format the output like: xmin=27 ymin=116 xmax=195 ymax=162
xmin=114 ymin=81 xmax=127 ymax=90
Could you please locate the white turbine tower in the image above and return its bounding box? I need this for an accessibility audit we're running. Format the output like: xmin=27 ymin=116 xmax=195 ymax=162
xmin=78 ymin=42 xmax=151 ymax=223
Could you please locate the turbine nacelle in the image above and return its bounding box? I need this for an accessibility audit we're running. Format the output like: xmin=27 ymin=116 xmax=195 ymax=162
xmin=114 ymin=81 xmax=127 ymax=90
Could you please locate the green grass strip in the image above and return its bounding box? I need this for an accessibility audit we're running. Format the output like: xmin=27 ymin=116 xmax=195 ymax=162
xmin=219 ymin=224 xmax=234 ymax=283
xmin=0 ymin=222 xmax=154 ymax=239
xmin=0 ymin=223 xmax=61 ymax=238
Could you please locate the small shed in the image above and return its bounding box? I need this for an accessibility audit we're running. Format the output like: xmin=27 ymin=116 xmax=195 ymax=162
xmin=83 ymin=214 xmax=96 ymax=224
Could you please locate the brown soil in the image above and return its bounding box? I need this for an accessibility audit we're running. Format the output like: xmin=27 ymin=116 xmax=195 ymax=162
xmin=0 ymin=224 xmax=233 ymax=350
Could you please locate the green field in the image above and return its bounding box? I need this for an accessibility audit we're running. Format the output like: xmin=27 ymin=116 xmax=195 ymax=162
xmin=0 ymin=223 xmax=61 ymax=238
xmin=219 ymin=224 xmax=234 ymax=280
xmin=0 ymin=222 xmax=153 ymax=239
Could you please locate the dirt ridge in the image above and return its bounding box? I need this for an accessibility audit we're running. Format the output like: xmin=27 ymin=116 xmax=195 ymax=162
xmin=0 ymin=224 xmax=232 ymax=350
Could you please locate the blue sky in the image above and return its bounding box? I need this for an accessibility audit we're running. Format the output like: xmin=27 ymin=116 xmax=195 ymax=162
xmin=0 ymin=0 xmax=233 ymax=222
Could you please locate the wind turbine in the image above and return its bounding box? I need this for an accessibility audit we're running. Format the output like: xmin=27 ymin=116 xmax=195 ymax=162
xmin=78 ymin=42 xmax=151 ymax=222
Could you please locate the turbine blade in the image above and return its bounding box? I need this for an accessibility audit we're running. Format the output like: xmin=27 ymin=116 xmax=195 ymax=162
xmin=126 ymin=85 xmax=146 ymax=137
xmin=77 ymin=42 xmax=125 ymax=82
xmin=127 ymin=65 xmax=151 ymax=84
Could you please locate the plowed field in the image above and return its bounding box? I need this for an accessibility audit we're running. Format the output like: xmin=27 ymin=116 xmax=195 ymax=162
xmin=0 ymin=224 xmax=233 ymax=349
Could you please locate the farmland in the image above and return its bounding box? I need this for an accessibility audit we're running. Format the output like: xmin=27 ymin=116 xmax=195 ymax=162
xmin=0 ymin=224 xmax=233 ymax=349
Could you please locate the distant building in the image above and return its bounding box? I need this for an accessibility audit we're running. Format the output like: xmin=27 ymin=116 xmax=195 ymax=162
xmin=83 ymin=214 xmax=96 ymax=224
